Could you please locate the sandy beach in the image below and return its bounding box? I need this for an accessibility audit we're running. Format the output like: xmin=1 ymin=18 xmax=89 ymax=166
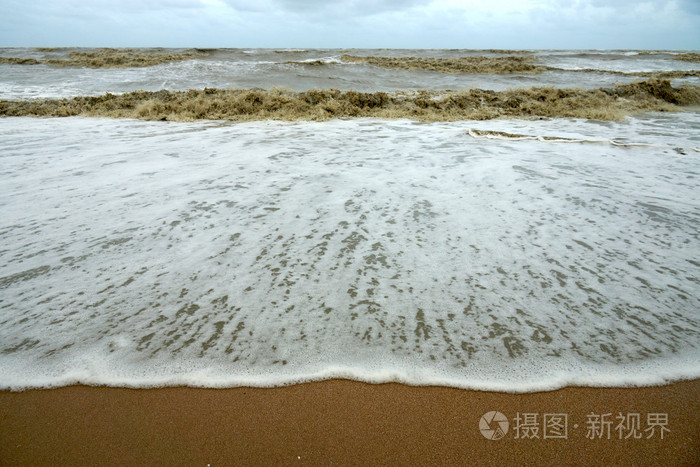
xmin=1 ymin=379 xmax=698 ymax=465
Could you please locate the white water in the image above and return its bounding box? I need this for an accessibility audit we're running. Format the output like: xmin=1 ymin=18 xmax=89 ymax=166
xmin=1 ymin=115 xmax=699 ymax=391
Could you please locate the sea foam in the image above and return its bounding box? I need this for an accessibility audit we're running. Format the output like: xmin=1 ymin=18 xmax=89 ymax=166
xmin=0 ymin=115 xmax=699 ymax=391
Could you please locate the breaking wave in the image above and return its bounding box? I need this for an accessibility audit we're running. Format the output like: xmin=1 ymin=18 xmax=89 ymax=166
xmin=674 ymin=52 xmax=700 ymax=63
xmin=2 ymin=79 xmax=698 ymax=122
xmin=340 ymin=55 xmax=700 ymax=78
xmin=340 ymin=55 xmax=546 ymax=74
xmin=1 ymin=48 xmax=208 ymax=68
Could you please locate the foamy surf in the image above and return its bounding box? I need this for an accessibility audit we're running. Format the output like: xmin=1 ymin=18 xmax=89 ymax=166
xmin=1 ymin=115 xmax=698 ymax=391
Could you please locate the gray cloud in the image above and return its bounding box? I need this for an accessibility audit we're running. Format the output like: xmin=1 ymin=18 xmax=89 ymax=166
xmin=678 ymin=0 xmax=700 ymax=14
xmin=0 ymin=0 xmax=697 ymax=48
xmin=224 ymin=0 xmax=430 ymax=16
xmin=80 ymin=0 xmax=203 ymax=10
xmin=5 ymin=0 xmax=204 ymax=21
xmin=556 ymin=0 xmax=700 ymax=15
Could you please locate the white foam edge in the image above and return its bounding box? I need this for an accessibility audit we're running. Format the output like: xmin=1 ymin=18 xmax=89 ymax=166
xmin=2 ymin=356 xmax=699 ymax=393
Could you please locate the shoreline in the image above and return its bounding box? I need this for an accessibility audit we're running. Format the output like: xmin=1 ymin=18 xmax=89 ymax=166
xmin=1 ymin=379 xmax=698 ymax=465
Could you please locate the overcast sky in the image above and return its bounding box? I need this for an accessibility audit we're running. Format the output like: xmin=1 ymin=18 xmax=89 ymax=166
xmin=0 ymin=0 xmax=698 ymax=49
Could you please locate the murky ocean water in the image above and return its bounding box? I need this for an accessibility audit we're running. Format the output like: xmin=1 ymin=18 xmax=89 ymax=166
xmin=1 ymin=49 xmax=699 ymax=390
xmin=1 ymin=48 xmax=699 ymax=98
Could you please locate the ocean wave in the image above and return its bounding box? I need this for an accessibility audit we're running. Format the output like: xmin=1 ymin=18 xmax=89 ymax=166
xmin=2 ymin=79 xmax=698 ymax=122
xmin=338 ymin=55 xmax=700 ymax=78
xmin=673 ymin=52 xmax=700 ymax=63
xmin=0 ymin=48 xmax=208 ymax=68
xmin=286 ymin=57 xmax=342 ymax=66
xmin=558 ymin=68 xmax=700 ymax=79
xmin=341 ymin=54 xmax=546 ymax=74
xmin=480 ymin=49 xmax=532 ymax=55
xmin=0 ymin=57 xmax=41 ymax=65
xmin=3 ymin=49 xmax=698 ymax=78
xmin=274 ymin=49 xmax=309 ymax=54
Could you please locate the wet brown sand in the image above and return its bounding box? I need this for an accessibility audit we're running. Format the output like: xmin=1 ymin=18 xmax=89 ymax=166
xmin=1 ymin=379 xmax=698 ymax=465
